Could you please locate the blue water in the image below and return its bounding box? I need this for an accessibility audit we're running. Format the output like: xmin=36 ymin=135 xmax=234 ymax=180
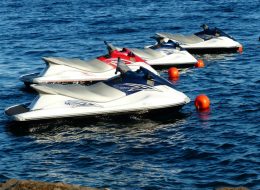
xmin=0 ymin=0 xmax=259 ymax=189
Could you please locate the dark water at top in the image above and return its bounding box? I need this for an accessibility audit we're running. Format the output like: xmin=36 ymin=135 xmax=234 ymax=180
xmin=0 ymin=0 xmax=259 ymax=189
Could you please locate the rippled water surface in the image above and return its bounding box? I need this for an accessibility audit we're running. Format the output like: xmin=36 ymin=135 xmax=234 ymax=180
xmin=0 ymin=0 xmax=259 ymax=189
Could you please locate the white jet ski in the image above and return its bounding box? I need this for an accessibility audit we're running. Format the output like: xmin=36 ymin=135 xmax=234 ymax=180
xmin=6 ymin=59 xmax=190 ymax=122
xmin=20 ymin=41 xmax=157 ymax=86
xmin=154 ymin=24 xmax=242 ymax=54
xmin=124 ymin=40 xmax=198 ymax=69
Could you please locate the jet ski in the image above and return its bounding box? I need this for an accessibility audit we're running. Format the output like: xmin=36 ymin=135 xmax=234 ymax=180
xmin=5 ymin=59 xmax=190 ymax=122
xmin=20 ymin=41 xmax=158 ymax=86
xmin=154 ymin=24 xmax=242 ymax=54
xmin=121 ymin=40 xmax=198 ymax=69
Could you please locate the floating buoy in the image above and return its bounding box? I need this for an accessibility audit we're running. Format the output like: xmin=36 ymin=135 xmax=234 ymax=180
xmin=238 ymin=46 xmax=243 ymax=53
xmin=195 ymin=59 xmax=204 ymax=68
xmin=168 ymin=67 xmax=179 ymax=79
xmin=194 ymin=94 xmax=210 ymax=110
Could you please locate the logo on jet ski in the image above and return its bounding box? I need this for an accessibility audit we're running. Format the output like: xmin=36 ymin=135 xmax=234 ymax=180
xmin=113 ymin=83 xmax=161 ymax=94
xmin=65 ymin=100 xmax=102 ymax=108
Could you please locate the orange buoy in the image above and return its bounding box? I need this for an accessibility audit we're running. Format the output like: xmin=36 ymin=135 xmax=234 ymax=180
xmin=168 ymin=67 xmax=179 ymax=79
xmin=238 ymin=46 xmax=243 ymax=53
xmin=195 ymin=59 xmax=204 ymax=68
xmin=194 ymin=94 xmax=210 ymax=110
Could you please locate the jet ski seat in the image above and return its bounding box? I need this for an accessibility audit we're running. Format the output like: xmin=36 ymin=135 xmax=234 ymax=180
xmin=156 ymin=33 xmax=204 ymax=44
xmin=43 ymin=57 xmax=113 ymax=73
xmin=32 ymin=83 xmax=126 ymax=103
xmin=129 ymin=48 xmax=164 ymax=60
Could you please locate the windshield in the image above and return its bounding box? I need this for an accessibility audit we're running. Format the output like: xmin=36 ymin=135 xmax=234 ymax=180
xmin=150 ymin=39 xmax=183 ymax=50
xmin=105 ymin=67 xmax=174 ymax=95
xmin=195 ymin=26 xmax=235 ymax=40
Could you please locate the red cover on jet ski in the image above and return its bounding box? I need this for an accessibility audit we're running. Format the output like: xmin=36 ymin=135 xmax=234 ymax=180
xmin=97 ymin=48 xmax=146 ymax=68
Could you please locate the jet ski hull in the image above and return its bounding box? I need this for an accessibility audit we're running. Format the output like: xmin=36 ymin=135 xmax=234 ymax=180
xmin=6 ymin=101 xmax=187 ymax=122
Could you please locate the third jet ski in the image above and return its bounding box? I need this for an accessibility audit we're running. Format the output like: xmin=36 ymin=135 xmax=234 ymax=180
xmin=154 ymin=24 xmax=242 ymax=54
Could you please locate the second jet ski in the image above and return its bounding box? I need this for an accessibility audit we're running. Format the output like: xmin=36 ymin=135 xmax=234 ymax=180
xmin=114 ymin=41 xmax=198 ymax=69
xmin=141 ymin=37 xmax=199 ymax=68
xmin=154 ymin=24 xmax=242 ymax=54
xmin=20 ymin=42 xmax=157 ymax=86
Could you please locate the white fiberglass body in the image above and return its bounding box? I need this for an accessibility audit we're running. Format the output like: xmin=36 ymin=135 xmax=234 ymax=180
xmin=6 ymin=64 xmax=190 ymax=122
xmin=20 ymin=56 xmax=157 ymax=85
xmin=122 ymin=39 xmax=198 ymax=69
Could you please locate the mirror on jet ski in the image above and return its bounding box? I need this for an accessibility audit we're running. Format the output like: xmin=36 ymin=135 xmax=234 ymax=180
xmin=199 ymin=24 xmax=234 ymax=39
xmin=115 ymin=58 xmax=131 ymax=75
xmin=164 ymin=39 xmax=183 ymax=50
xmin=104 ymin=41 xmax=117 ymax=55
xmin=150 ymin=35 xmax=164 ymax=44
xmin=201 ymin=24 xmax=209 ymax=31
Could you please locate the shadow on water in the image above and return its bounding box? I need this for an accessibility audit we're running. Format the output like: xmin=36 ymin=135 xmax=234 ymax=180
xmin=5 ymin=111 xmax=190 ymax=137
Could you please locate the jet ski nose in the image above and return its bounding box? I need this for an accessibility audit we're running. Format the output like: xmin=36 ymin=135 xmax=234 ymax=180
xmin=184 ymin=96 xmax=190 ymax=103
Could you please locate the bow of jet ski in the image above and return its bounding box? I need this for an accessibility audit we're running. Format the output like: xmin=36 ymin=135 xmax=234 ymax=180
xmin=20 ymin=41 xmax=158 ymax=86
xmin=110 ymin=41 xmax=198 ymax=69
xmin=155 ymin=24 xmax=242 ymax=54
xmin=6 ymin=59 xmax=190 ymax=122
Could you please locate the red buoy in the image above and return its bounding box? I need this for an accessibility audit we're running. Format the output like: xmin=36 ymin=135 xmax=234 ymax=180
xmin=195 ymin=59 xmax=204 ymax=68
xmin=168 ymin=67 xmax=179 ymax=79
xmin=238 ymin=46 xmax=243 ymax=53
xmin=195 ymin=94 xmax=210 ymax=110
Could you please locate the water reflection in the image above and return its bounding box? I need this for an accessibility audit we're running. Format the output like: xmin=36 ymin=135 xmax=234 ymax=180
xmin=196 ymin=108 xmax=211 ymax=121
xmin=195 ymin=108 xmax=211 ymax=129
xmin=196 ymin=53 xmax=238 ymax=61
xmin=6 ymin=111 xmax=189 ymax=139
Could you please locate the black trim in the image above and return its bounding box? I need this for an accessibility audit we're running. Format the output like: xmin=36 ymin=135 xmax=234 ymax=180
xmin=185 ymin=47 xmax=239 ymax=54
xmin=151 ymin=63 xmax=195 ymax=69
xmin=23 ymin=80 xmax=97 ymax=89
xmin=24 ymin=82 xmax=32 ymax=88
